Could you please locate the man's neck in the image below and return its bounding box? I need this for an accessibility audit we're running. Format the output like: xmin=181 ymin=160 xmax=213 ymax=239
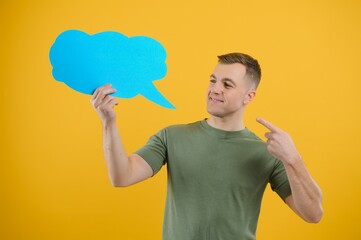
xmin=206 ymin=115 xmax=245 ymax=131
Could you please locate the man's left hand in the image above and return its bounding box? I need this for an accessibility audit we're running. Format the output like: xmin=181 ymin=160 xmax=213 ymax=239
xmin=256 ymin=117 xmax=301 ymax=164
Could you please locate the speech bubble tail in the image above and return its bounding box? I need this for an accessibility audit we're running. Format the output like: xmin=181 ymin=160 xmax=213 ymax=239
xmin=140 ymin=84 xmax=175 ymax=109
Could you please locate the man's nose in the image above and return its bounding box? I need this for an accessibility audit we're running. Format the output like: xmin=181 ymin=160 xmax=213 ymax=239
xmin=211 ymin=82 xmax=223 ymax=94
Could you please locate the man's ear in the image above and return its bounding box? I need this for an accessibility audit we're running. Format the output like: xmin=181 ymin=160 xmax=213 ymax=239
xmin=243 ymin=90 xmax=256 ymax=105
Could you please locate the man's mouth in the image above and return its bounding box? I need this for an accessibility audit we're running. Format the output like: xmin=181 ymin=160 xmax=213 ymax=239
xmin=209 ymin=96 xmax=224 ymax=103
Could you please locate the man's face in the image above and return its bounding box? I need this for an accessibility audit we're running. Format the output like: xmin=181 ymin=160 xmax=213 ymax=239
xmin=206 ymin=63 xmax=255 ymax=118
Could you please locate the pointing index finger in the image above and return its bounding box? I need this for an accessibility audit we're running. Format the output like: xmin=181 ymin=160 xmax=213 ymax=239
xmin=256 ymin=117 xmax=279 ymax=132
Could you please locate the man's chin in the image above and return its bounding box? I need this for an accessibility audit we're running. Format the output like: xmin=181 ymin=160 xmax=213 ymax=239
xmin=207 ymin=108 xmax=225 ymax=118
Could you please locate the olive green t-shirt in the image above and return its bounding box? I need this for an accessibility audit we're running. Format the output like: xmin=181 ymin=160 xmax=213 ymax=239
xmin=135 ymin=120 xmax=291 ymax=240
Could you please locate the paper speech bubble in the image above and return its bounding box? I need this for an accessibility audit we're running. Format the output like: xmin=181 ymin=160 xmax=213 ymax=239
xmin=49 ymin=30 xmax=175 ymax=109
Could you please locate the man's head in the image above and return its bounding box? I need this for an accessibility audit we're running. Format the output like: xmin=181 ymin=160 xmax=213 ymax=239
xmin=206 ymin=52 xmax=261 ymax=119
xmin=217 ymin=52 xmax=261 ymax=90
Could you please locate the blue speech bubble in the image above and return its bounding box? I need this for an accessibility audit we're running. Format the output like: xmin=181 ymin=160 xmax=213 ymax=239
xmin=49 ymin=30 xmax=175 ymax=109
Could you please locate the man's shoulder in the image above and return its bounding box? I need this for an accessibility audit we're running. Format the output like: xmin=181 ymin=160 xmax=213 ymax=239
xmin=244 ymin=128 xmax=263 ymax=141
xmin=164 ymin=120 xmax=203 ymax=131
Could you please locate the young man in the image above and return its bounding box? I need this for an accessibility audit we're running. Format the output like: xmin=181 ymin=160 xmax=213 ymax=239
xmin=91 ymin=53 xmax=323 ymax=240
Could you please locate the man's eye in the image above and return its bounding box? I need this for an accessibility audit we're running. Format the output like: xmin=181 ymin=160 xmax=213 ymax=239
xmin=210 ymin=79 xmax=216 ymax=84
xmin=224 ymin=83 xmax=233 ymax=88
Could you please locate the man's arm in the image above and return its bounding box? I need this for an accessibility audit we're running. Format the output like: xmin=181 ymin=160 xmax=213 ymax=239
xmin=91 ymin=84 xmax=153 ymax=187
xmin=257 ymin=117 xmax=323 ymax=223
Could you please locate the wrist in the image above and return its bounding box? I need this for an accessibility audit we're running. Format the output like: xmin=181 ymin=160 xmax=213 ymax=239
xmin=102 ymin=118 xmax=117 ymax=129
xmin=282 ymin=153 xmax=303 ymax=167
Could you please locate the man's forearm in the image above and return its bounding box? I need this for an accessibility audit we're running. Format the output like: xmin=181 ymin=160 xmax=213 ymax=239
xmin=102 ymin=120 xmax=130 ymax=187
xmin=284 ymin=156 xmax=323 ymax=223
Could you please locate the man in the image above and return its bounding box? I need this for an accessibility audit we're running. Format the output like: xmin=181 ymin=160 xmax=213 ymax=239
xmin=91 ymin=53 xmax=323 ymax=240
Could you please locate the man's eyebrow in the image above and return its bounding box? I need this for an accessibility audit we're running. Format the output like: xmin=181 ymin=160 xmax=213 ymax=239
xmin=210 ymin=75 xmax=236 ymax=85
xmin=222 ymin=78 xmax=236 ymax=86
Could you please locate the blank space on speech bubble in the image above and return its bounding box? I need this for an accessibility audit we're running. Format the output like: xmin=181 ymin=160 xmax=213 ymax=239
xmin=49 ymin=30 xmax=175 ymax=109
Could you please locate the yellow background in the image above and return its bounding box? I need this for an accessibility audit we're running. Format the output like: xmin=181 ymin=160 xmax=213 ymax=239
xmin=1 ymin=0 xmax=360 ymax=239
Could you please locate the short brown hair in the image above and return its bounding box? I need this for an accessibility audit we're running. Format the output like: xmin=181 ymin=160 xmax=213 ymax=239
xmin=217 ymin=52 xmax=261 ymax=89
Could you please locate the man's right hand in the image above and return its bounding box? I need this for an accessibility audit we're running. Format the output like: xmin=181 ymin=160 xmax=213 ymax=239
xmin=91 ymin=84 xmax=118 ymax=123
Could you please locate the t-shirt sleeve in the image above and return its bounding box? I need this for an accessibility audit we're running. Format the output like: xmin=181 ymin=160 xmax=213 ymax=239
xmin=269 ymin=158 xmax=292 ymax=201
xmin=134 ymin=128 xmax=168 ymax=176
